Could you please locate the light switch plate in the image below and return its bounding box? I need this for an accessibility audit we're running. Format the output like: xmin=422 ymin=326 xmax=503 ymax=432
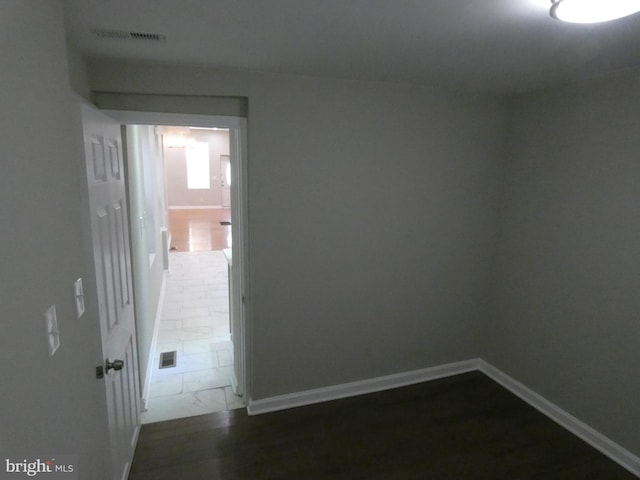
xmin=74 ymin=278 xmax=85 ymax=318
xmin=44 ymin=305 xmax=60 ymax=357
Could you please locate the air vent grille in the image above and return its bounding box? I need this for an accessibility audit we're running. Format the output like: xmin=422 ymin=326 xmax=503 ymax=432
xmin=130 ymin=31 xmax=166 ymax=41
xmin=91 ymin=28 xmax=167 ymax=42
xmin=159 ymin=351 xmax=177 ymax=369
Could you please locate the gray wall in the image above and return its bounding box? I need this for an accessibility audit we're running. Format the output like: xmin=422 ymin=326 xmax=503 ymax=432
xmin=247 ymin=76 xmax=506 ymax=397
xmin=5 ymin=1 xmax=638 ymax=469
xmin=0 ymin=1 xmax=108 ymax=476
xmin=88 ymin=60 xmax=507 ymax=400
xmin=486 ymin=70 xmax=640 ymax=454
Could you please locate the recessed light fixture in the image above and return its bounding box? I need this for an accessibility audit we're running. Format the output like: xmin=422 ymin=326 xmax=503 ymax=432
xmin=550 ymin=0 xmax=640 ymax=23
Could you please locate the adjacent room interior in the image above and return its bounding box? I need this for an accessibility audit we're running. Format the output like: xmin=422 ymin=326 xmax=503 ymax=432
xmin=136 ymin=126 xmax=244 ymax=423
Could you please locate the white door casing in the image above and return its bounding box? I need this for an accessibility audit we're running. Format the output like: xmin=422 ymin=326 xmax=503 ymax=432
xmin=100 ymin=108 xmax=249 ymax=402
xmin=227 ymin=130 xmax=245 ymax=397
xmin=220 ymin=154 xmax=231 ymax=207
xmin=81 ymin=105 xmax=141 ymax=480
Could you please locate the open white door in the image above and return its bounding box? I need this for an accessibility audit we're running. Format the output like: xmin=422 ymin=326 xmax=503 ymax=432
xmin=81 ymin=104 xmax=141 ymax=480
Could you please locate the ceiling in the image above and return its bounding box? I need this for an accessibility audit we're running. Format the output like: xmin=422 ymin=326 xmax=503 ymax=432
xmin=61 ymin=0 xmax=640 ymax=94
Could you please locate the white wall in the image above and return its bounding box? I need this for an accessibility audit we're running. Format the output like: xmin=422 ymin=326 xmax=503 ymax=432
xmin=126 ymin=124 xmax=168 ymax=400
xmin=164 ymin=129 xmax=230 ymax=207
xmin=487 ymin=69 xmax=640 ymax=456
xmin=0 ymin=1 xmax=109 ymax=476
xmin=88 ymin=60 xmax=507 ymax=401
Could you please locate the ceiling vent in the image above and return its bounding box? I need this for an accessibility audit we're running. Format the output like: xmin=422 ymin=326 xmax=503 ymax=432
xmin=91 ymin=28 xmax=167 ymax=42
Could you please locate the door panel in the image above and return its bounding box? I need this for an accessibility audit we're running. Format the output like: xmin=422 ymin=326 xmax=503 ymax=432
xmin=82 ymin=105 xmax=140 ymax=480
xmin=113 ymin=201 xmax=131 ymax=310
xmin=108 ymin=139 xmax=121 ymax=180
xmin=92 ymin=139 xmax=107 ymax=182
xmin=97 ymin=208 xmax=117 ymax=330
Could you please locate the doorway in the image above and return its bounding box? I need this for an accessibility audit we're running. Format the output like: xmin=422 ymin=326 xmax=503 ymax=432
xmin=151 ymin=126 xmax=239 ymax=423
xmin=111 ymin=111 xmax=248 ymax=424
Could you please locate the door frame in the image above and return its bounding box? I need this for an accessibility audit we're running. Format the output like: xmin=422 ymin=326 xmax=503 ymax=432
xmin=103 ymin=109 xmax=251 ymax=403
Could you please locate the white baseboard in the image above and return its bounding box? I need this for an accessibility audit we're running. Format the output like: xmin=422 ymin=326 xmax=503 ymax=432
xmin=230 ymin=371 xmax=240 ymax=396
xmin=246 ymin=358 xmax=640 ymax=478
xmin=160 ymin=228 xmax=171 ymax=271
xmin=478 ymin=360 xmax=640 ymax=478
xmin=168 ymin=205 xmax=224 ymax=210
xmin=140 ymin=271 xmax=167 ymax=411
xmin=247 ymin=359 xmax=480 ymax=415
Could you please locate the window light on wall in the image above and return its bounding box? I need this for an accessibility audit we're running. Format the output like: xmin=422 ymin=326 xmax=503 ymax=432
xmin=186 ymin=141 xmax=210 ymax=190
xmin=164 ymin=135 xmax=191 ymax=148
xmin=550 ymin=0 xmax=640 ymax=23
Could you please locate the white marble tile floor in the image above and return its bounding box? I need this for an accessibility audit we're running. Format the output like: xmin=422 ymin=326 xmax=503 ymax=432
xmin=142 ymin=250 xmax=244 ymax=424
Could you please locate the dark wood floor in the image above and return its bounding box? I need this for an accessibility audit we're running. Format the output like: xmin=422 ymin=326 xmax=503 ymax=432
xmin=128 ymin=372 xmax=637 ymax=480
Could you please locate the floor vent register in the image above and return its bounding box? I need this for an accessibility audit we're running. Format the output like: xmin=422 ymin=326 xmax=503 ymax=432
xmin=159 ymin=350 xmax=177 ymax=369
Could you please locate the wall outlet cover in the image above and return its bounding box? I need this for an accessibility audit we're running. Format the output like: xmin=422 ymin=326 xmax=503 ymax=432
xmin=74 ymin=278 xmax=85 ymax=318
xmin=44 ymin=305 xmax=60 ymax=357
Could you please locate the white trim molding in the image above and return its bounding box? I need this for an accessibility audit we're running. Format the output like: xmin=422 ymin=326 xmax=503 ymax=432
xmin=247 ymin=358 xmax=640 ymax=478
xmin=478 ymin=360 xmax=640 ymax=478
xmin=247 ymin=359 xmax=480 ymax=415
xmin=140 ymin=271 xmax=167 ymax=411
xmin=167 ymin=205 xmax=225 ymax=210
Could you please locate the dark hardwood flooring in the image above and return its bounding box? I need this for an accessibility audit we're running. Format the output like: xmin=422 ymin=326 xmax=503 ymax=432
xmin=129 ymin=372 xmax=637 ymax=479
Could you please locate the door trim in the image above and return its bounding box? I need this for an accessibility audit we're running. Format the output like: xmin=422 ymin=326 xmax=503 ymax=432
xmin=103 ymin=109 xmax=251 ymax=404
